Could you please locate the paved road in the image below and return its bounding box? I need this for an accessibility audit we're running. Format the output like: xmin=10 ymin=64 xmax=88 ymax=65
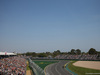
xmin=45 ymin=61 xmax=72 ymax=75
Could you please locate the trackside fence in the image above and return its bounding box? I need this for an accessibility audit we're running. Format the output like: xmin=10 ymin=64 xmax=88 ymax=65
xmin=28 ymin=58 xmax=45 ymax=75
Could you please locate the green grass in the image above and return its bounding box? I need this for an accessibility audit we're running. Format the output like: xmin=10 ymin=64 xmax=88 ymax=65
xmin=33 ymin=61 xmax=58 ymax=69
xmin=68 ymin=61 xmax=100 ymax=75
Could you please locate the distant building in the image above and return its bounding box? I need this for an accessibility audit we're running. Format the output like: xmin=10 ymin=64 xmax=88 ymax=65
xmin=0 ymin=52 xmax=16 ymax=55
xmin=0 ymin=52 xmax=17 ymax=59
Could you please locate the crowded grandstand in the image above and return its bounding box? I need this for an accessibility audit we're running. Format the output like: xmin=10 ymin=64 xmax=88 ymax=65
xmin=55 ymin=54 xmax=100 ymax=60
xmin=0 ymin=52 xmax=26 ymax=75
xmin=31 ymin=54 xmax=100 ymax=60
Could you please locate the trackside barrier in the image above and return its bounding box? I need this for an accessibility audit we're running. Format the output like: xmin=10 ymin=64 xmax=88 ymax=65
xmin=28 ymin=58 xmax=45 ymax=75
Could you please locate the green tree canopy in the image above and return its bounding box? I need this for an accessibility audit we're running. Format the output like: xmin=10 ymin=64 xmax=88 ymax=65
xmin=26 ymin=52 xmax=37 ymax=57
xmin=76 ymin=49 xmax=81 ymax=55
xmin=70 ymin=49 xmax=76 ymax=54
xmin=38 ymin=53 xmax=47 ymax=57
xmin=88 ymin=48 xmax=97 ymax=55
xmin=53 ymin=50 xmax=61 ymax=57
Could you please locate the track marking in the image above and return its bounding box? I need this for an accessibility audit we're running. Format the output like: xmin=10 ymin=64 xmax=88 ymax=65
xmin=45 ymin=61 xmax=73 ymax=75
xmin=64 ymin=61 xmax=73 ymax=75
xmin=55 ymin=61 xmax=62 ymax=75
xmin=44 ymin=63 xmax=54 ymax=75
xmin=44 ymin=65 xmax=47 ymax=75
xmin=49 ymin=64 xmax=54 ymax=75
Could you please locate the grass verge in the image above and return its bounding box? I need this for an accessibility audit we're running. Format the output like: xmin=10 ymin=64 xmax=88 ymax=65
xmin=68 ymin=61 xmax=100 ymax=75
xmin=26 ymin=61 xmax=31 ymax=70
xmin=34 ymin=61 xmax=58 ymax=69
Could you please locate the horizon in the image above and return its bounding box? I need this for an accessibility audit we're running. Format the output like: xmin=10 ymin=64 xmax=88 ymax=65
xmin=0 ymin=0 xmax=100 ymax=53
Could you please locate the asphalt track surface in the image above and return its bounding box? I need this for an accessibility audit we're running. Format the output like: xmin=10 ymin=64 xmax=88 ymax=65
xmin=45 ymin=61 xmax=72 ymax=75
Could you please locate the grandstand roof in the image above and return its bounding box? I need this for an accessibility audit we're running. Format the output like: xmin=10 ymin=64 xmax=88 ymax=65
xmin=0 ymin=52 xmax=16 ymax=55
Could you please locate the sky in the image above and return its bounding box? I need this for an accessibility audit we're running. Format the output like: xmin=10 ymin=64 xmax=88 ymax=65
xmin=0 ymin=0 xmax=100 ymax=53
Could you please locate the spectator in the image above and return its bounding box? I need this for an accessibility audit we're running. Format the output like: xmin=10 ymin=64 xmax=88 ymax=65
xmin=0 ymin=56 xmax=26 ymax=75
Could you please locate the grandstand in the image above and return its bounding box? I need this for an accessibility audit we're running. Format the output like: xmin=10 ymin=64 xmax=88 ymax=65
xmin=55 ymin=54 xmax=100 ymax=60
xmin=0 ymin=52 xmax=17 ymax=59
xmin=0 ymin=52 xmax=27 ymax=75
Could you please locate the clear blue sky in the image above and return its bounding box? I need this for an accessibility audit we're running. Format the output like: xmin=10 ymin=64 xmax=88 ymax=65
xmin=0 ymin=0 xmax=100 ymax=53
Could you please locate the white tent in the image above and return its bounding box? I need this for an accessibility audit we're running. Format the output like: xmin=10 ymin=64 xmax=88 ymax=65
xmin=0 ymin=52 xmax=16 ymax=55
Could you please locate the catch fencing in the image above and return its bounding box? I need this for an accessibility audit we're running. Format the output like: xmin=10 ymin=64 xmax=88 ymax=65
xmin=28 ymin=58 xmax=45 ymax=75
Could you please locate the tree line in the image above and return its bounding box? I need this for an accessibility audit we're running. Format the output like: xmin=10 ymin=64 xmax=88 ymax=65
xmin=19 ymin=48 xmax=100 ymax=57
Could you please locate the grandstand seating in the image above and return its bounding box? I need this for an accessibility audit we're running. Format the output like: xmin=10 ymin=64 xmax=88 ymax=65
xmin=55 ymin=54 xmax=100 ymax=60
xmin=0 ymin=56 xmax=26 ymax=75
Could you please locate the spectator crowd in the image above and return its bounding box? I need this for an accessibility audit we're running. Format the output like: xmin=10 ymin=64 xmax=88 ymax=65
xmin=0 ymin=56 xmax=26 ymax=75
xmin=55 ymin=54 xmax=100 ymax=60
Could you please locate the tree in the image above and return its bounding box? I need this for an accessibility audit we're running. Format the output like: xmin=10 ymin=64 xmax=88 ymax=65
xmin=70 ymin=49 xmax=76 ymax=54
xmin=46 ymin=52 xmax=51 ymax=55
xmin=61 ymin=52 xmax=67 ymax=55
xmin=26 ymin=52 xmax=31 ymax=56
xmin=25 ymin=52 xmax=37 ymax=57
xmin=76 ymin=49 xmax=81 ymax=55
xmin=68 ymin=52 xmax=71 ymax=54
xmin=53 ymin=50 xmax=61 ymax=57
xmin=38 ymin=53 xmax=47 ymax=57
xmin=88 ymin=48 xmax=97 ymax=55
xmin=81 ymin=52 xmax=86 ymax=55
xmin=97 ymin=51 xmax=100 ymax=54
xmin=56 ymin=50 xmax=61 ymax=54
xmin=32 ymin=52 xmax=37 ymax=57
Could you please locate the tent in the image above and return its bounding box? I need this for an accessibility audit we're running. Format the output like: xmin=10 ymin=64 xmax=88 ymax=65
xmin=0 ymin=52 xmax=16 ymax=55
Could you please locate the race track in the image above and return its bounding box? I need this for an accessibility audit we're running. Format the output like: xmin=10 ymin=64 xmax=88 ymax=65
xmin=45 ymin=61 xmax=72 ymax=75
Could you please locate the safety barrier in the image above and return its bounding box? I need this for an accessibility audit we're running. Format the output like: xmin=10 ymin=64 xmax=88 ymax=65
xmin=28 ymin=58 xmax=45 ymax=75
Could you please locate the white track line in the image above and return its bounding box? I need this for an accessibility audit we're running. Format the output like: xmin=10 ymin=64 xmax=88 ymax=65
xmin=45 ymin=64 xmax=54 ymax=75
xmin=55 ymin=61 xmax=62 ymax=75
